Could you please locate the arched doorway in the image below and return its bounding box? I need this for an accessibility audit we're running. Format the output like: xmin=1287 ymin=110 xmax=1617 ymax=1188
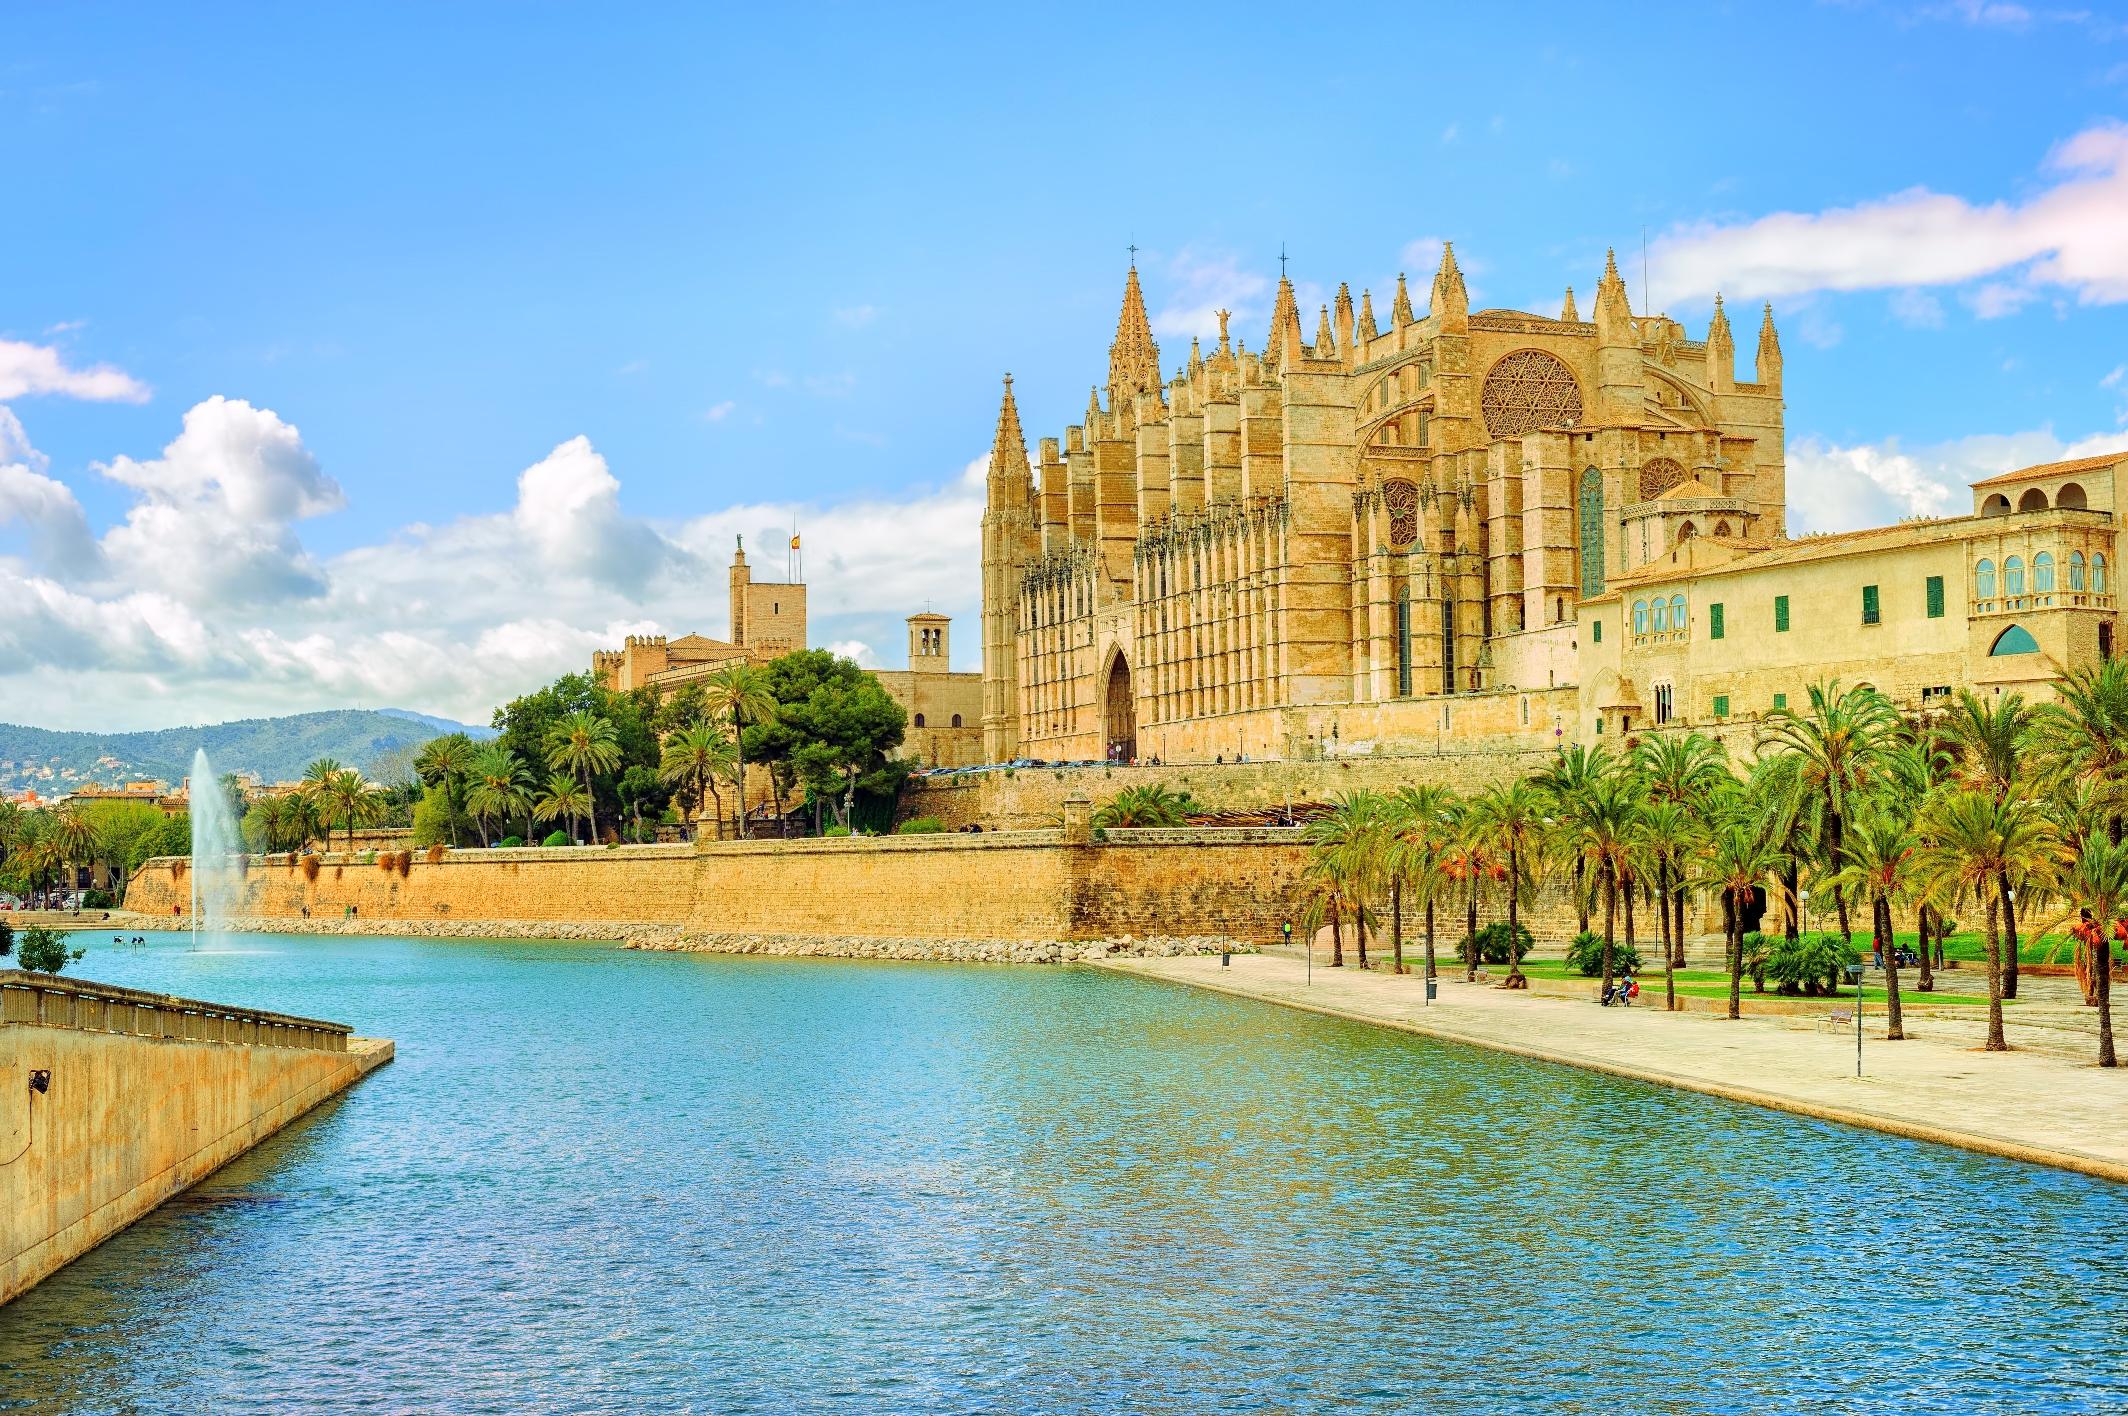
xmin=1103 ymin=652 xmax=1136 ymax=762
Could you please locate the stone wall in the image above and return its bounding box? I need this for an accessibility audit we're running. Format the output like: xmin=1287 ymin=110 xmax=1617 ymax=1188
xmin=901 ymin=750 xmax=1557 ymax=832
xmin=1 ymin=972 xmax=391 ymax=1304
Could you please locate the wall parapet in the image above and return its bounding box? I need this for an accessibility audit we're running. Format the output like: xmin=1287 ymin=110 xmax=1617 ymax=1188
xmin=0 ymin=970 xmax=350 ymax=1053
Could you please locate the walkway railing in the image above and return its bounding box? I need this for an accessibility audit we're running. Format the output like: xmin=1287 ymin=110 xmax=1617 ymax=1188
xmin=0 ymin=971 xmax=351 ymax=1053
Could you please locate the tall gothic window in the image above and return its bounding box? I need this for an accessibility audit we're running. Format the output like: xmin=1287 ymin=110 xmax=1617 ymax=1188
xmin=1578 ymin=468 xmax=1605 ymax=598
xmin=1396 ymin=585 xmax=1413 ymax=697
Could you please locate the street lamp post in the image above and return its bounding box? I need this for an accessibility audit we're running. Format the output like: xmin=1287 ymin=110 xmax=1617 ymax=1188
xmin=1845 ymin=961 xmax=1865 ymax=1076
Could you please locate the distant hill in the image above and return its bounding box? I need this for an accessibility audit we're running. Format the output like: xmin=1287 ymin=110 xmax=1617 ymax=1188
xmin=0 ymin=709 xmax=495 ymax=795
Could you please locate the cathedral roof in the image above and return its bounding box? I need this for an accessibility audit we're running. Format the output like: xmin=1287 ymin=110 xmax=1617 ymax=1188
xmin=1656 ymin=477 xmax=1728 ymax=501
xmin=1968 ymin=450 xmax=2126 ymax=489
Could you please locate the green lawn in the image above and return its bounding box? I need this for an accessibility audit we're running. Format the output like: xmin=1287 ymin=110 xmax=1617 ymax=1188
xmin=1886 ymin=930 xmax=2075 ymax=968
xmin=1504 ymin=958 xmax=1995 ymax=1007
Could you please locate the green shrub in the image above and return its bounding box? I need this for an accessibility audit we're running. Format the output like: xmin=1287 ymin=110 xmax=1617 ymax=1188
xmin=1455 ymin=920 xmax=1534 ymax=966
xmin=1740 ymin=932 xmax=1773 ymax=992
xmin=541 ymin=830 xmax=571 ymax=847
xmin=822 ymin=824 xmax=853 ymax=837
xmin=1767 ymin=931 xmax=1859 ymax=997
xmin=1564 ymin=930 xmax=1641 ymax=977
xmin=81 ymin=889 xmax=115 ymax=910
xmin=0 ymin=919 xmax=13 ymax=957
xmin=498 ymin=836 xmax=524 ymax=848
xmin=896 ymin=816 xmax=945 ymax=834
xmin=17 ymin=926 xmax=83 ymax=974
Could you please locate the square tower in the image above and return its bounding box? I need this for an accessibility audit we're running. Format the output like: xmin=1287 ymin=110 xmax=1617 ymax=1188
xmin=729 ymin=537 xmax=807 ymax=662
xmin=907 ymin=612 xmax=950 ymax=673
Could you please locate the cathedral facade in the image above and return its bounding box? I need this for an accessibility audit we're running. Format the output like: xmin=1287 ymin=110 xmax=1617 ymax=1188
xmin=978 ymin=247 xmax=1789 ymax=763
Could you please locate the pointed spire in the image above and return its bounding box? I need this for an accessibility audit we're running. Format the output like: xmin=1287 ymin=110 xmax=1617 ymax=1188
xmin=1107 ymin=265 xmax=1162 ymax=403
xmin=988 ymin=373 xmax=1033 ymax=503
xmin=1188 ymin=335 xmax=1203 ymax=376
xmin=1561 ymin=286 xmax=1579 ymax=322
xmin=1310 ymin=305 xmax=1334 ymax=359
xmin=1357 ymin=289 xmax=1379 ymax=341
xmin=1595 ymin=247 xmax=1632 ymax=344
xmin=1087 ymin=384 xmax=1105 ymax=431
xmin=1705 ymin=294 xmax=1736 ymax=392
xmin=1756 ymin=302 xmax=1783 ymax=385
xmin=1391 ymin=272 xmax=1415 ymax=327
xmin=1430 ymin=242 xmax=1468 ymax=325
xmin=1268 ymin=273 xmax=1304 ymax=363
xmin=1334 ymin=281 xmax=1355 ymax=355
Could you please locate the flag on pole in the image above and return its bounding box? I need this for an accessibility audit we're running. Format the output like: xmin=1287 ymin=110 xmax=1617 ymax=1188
xmin=789 ymin=534 xmax=801 ymax=549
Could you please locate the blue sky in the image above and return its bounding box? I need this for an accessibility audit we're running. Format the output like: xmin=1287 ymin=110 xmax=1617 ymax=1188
xmin=3 ymin=1 xmax=2126 ymax=730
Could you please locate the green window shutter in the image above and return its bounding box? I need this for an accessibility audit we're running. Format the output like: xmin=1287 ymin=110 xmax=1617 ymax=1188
xmin=1862 ymin=584 xmax=1881 ymax=624
xmin=1774 ymin=595 xmax=1790 ymax=632
xmin=1926 ymin=575 xmax=1945 ymax=618
xmin=1773 ymin=692 xmax=1788 ymax=710
xmin=1593 ymin=618 xmax=1603 ymax=644
xmin=1709 ymin=603 xmax=1725 ymax=640
xmin=1713 ymin=694 xmax=1730 ymax=718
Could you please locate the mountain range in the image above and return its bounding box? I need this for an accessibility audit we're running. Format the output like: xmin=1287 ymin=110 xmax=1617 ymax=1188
xmin=0 ymin=709 xmax=495 ymax=796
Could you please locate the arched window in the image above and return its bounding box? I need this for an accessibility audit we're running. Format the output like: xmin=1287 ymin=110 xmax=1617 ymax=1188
xmin=2058 ymin=482 xmax=2089 ymax=509
xmin=2005 ymin=556 xmax=2025 ymax=596
xmin=1975 ymin=559 xmax=1996 ymax=599
xmin=1677 ymin=521 xmax=1697 ymax=543
xmin=1989 ymin=624 xmax=2040 ymax=656
xmin=1670 ymin=595 xmax=1687 ymax=632
xmin=1578 ymin=468 xmax=1605 ymax=597
xmin=2034 ymin=551 xmax=2055 ymax=593
xmin=2018 ymin=487 xmax=2048 ymax=512
xmin=1396 ymin=585 xmax=1414 ymax=696
xmin=913 ymin=713 xmax=926 ymax=728
xmin=1713 ymin=520 xmax=1732 ymax=537
xmin=1633 ymin=600 xmax=1648 ymax=635
xmin=1652 ymin=598 xmax=1670 ymax=632
xmin=1982 ymin=493 xmax=2011 ymax=517
xmin=2070 ymin=551 xmax=2087 ymax=591
xmin=2095 ymin=553 xmax=2109 ymax=594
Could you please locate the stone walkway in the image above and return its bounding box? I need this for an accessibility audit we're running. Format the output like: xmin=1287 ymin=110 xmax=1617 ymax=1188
xmin=1096 ymin=954 xmax=2128 ymax=1184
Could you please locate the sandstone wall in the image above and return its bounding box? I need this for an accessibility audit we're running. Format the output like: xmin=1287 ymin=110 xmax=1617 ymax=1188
xmin=1 ymin=973 xmax=390 ymax=1304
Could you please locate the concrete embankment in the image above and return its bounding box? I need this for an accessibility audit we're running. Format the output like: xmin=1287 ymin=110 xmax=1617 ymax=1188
xmin=1103 ymin=955 xmax=2128 ymax=1185
xmin=1 ymin=971 xmax=392 ymax=1305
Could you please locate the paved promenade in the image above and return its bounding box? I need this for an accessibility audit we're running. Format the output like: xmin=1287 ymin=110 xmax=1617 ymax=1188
xmin=1098 ymin=954 xmax=2128 ymax=1184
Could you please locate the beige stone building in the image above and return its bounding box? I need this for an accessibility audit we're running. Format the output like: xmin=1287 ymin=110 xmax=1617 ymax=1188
xmin=591 ymin=541 xmax=982 ymax=766
xmin=980 ymin=248 xmax=1785 ymax=763
xmin=1579 ymin=451 xmax=2124 ymax=738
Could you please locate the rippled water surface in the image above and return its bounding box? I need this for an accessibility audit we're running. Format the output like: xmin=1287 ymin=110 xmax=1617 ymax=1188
xmin=2 ymin=932 xmax=2124 ymax=1414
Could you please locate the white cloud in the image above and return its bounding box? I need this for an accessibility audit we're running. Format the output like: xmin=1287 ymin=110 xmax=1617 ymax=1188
xmin=831 ymin=305 xmax=880 ymax=328
xmin=0 ymin=400 xmax=989 ymax=730
xmin=2103 ymin=364 xmax=2126 ymax=389
xmin=1888 ymin=288 xmax=1946 ymax=328
xmin=1148 ymin=249 xmax=1272 ymax=342
xmin=827 ymin=639 xmax=878 ymax=667
xmin=1963 ymin=281 xmax=2036 ymax=319
xmin=1647 ymin=122 xmax=2128 ymax=310
xmin=1787 ymin=426 xmax=2128 ymax=535
xmin=1439 ymin=122 xmax=1460 ymax=145
xmin=703 ymin=400 xmax=737 ymax=422
xmin=0 ymin=336 xmax=149 ymax=402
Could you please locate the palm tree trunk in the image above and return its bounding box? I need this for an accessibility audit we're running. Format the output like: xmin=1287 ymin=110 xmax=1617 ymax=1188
xmin=1998 ymin=871 xmax=2020 ymax=1000
xmin=1661 ymin=877 xmax=1677 ymax=1012
xmin=1329 ymin=907 xmax=1344 ymax=968
xmin=1675 ymin=873 xmax=1689 ymax=968
xmin=1623 ymin=877 xmax=1637 ymax=994
xmin=1424 ymin=898 xmax=1437 ymax=982
xmin=1391 ymin=878 xmax=1405 ymax=975
xmin=1464 ymin=890 xmax=1478 ymax=982
xmin=1984 ymin=893 xmax=2007 ymax=1051
xmin=1783 ymin=863 xmax=1801 ymax=947
xmin=1574 ymin=855 xmax=1588 ymax=936
xmin=2098 ymin=924 xmax=2117 ymax=1067
xmin=1829 ymin=809 xmax=1852 ymax=944
xmin=1919 ymin=902 xmax=1938 ymax=993
xmin=1600 ymin=869 xmax=1617 ymax=1000
xmin=735 ymin=735 xmax=750 ymax=840
xmin=1725 ymin=892 xmax=1742 ymax=1020
xmin=1504 ymin=846 xmax=1525 ymax=986
xmin=581 ymin=766 xmax=599 ymax=845
xmin=1878 ymin=893 xmax=1904 ymax=1040
xmin=1355 ymin=901 xmax=1370 ymax=970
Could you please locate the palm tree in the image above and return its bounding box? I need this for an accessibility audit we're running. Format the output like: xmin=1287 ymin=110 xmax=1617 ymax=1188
xmin=2030 ymin=659 xmax=2128 ymax=842
xmin=532 ymin=773 xmax=593 ymax=842
xmin=1471 ymin=779 xmax=1548 ymax=988
xmin=416 ymin=733 xmax=480 ymax=847
xmin=1944 ymin=689 xmax=2040 ymax=998
xmin=1575 ymin=776 xmax=1644 ymax=1002
xmin=1440 ymin=814 xmax=1492 ymax=983
xmin=1305 ymin=793 xmax=1390 ymax=968
xmin=1533 ymin=743 xmax=1616 ymax=937
xmin=49 ymin=806 xmax=103 ymax=884
xmin=544 ymin=710 xmax=622 ymax=845
xmin=1094 ymin=783 xmax=1196 ymax=828
xmin=1703 ymin=791 xmax=1785 ymax=1020
xmin=659 ymin=725 xmax=736 ymax=840
xmin=1636 ymin=799 xmax=1697 ymax=1011
xmin=466 ymin=745 xmax=533 ymax=845
xmin=1758 ymin=680 xmax=1900 ymax=947
xmin=1828 ymin=810 xmax=1920 ymax=1040
xmin=299 ymin=757 xmax=346 ymax=843
xmin=1298 ymin=860 xmax=1352 ymax=969
xmin=1634 ymin=732 xmax=1727 ymax=966
xmin=1913 ymin=789 xmax=2064 ymax=1051
xmin=2063 ymin=830 xmax=2128 ymax=1067
xmin=703 ymin=664 xmax=781 ymax=840
xmin=1389 ymin=784 xmax=1457 ymax=978
xmin=326 ymin=770 xmax=383 ymax=852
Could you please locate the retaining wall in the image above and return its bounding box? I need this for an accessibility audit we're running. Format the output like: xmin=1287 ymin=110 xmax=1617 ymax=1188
xmin=0 ymin=972 xmax=391 ymax=1305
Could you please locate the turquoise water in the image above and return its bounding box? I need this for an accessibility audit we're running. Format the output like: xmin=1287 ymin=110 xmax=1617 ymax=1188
xmin=2 ymin=931 xmax=2124 ymax=1414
